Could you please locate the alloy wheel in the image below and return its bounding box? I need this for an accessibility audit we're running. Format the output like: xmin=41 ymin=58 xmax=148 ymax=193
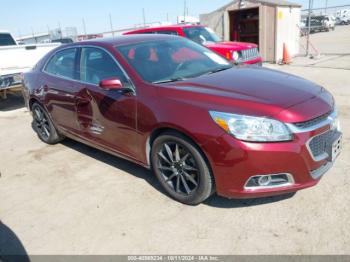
xmin=33 ymin=106 xmax=51 ymax=140
xmin=157 ymin=142 xmax=199 ymax=195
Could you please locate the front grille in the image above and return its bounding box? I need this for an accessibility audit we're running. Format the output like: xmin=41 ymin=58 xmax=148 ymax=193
xmin=294 ymin=111 xmax=332 ymax=129
xmin=240 ymin=48 xmax=259 ymax=61
xmin=308 ymin=130 xmax=335 ymax=159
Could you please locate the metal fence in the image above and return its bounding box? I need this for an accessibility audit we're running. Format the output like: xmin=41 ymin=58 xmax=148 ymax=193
xmin=301 ymin=4 xmax=350 ymax=17
xmin=298 ymin=3 xmax=350 ymax=59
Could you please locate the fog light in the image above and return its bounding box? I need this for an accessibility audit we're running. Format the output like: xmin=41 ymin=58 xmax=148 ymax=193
xmin=244 ymin=173 xmax=294 ymax=190
xmin=258 ymin=175 xmax=272 ymax=186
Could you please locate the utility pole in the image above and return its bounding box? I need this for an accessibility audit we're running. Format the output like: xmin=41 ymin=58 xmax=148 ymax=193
xmin=325 ymin=0 xmax=328 ymax=15
xmin=82 ymin=18 xmax=87 ymax=36
xmin=31 ymin=27 xmax=36 ymax=43
xmin=46 ymin=25 xmax=51 ymax=41
xmin=306 ymin=0 xmax=313 ymax=56
xmin=58 ymin=22 xmax=62 ymax=39
xmin=109 ymin=13 xmax=115 ymax=37
xmin=183 ymin=0 xmax=187 ymax=23
xmin=142 ymin=8 xmax=146 ymax=27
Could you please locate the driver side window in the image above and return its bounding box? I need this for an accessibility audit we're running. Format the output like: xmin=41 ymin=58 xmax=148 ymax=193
xmin=80 ymin=47 xmax=128 ymax=85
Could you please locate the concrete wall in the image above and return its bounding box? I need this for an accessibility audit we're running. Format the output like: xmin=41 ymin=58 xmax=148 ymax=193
xmin=18 ymin=35 xmax=51 ymax=45
xmin=275 ymin=7 xmax=300 ymax=62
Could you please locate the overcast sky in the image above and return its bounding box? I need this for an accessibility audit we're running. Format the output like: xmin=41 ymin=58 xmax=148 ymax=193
xmin=2 ymin=0 xmax=350 ymax=37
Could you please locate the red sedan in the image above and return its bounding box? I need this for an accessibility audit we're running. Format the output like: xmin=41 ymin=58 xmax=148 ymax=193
xmin=22 ymin=35 xmax=342 ymax=205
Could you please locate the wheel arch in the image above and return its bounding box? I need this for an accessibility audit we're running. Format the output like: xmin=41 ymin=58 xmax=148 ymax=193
xmin=28 ymin=97 xmax=42 ymax=111
xmin=146 ymin=126 xmax=215 ymax=185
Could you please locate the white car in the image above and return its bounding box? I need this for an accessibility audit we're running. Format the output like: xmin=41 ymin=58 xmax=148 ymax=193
xmin=0 ymin=31 xmax=60 ymax=97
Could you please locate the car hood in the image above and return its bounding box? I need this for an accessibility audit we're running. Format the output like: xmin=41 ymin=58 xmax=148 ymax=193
xmin=204 ymin=41 xmax=257 ymax=51
xmin=160 ymin=66 xmax=327 ymax=119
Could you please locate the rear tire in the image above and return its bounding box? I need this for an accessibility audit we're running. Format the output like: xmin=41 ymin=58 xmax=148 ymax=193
xmin=151 ymin=132 xmax=214 ymax=205
xmin=32 ymin=103 xmax=64 ymax=144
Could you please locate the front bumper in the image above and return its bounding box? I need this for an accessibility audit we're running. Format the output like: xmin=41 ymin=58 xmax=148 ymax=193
xmin=202 ymin=122 xmax=342 ymax=199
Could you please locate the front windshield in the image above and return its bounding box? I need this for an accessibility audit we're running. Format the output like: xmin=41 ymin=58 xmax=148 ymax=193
xmin=116 ymin=38 xmax=231 ymax=84
xmin=183 ymin=27 xmax=221 ymax=44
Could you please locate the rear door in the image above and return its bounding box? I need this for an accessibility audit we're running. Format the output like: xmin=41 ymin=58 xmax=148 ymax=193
xmin=74 ymin=46 xmax=138 ymax=158
xmin=42 ymin=47 xmax=80 ymax=133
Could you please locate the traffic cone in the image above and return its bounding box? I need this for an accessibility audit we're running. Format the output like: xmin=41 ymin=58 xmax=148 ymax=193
xmin=282 ymin=43 xmax=292 ymax=64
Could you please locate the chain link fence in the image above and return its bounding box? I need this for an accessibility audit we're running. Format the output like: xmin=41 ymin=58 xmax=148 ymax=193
xmin=292 ymin=4 xmax=350 ymax=69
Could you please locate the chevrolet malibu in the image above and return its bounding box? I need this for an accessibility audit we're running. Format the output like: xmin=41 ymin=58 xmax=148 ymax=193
xmin=23 ymin=35 xmax=342 ymax=205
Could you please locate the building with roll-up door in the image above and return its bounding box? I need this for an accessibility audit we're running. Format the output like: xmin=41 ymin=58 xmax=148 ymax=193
xmin=200 ymin=0 xmax=302 ymax=63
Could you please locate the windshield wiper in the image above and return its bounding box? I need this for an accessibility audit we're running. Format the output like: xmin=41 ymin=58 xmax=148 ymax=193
xmin=206 ymin=66 xmax=232 ymax=75
xmin=153 ymin=77 xmax=186 ymax=84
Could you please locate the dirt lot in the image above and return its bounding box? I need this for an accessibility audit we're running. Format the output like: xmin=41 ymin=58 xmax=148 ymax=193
xmin=1 ymin=33 xmax=350 ymax=255
xmin=300 ymin=25 xmax=350 ymax=56
xmin=298 ymin=25 xmax=350 ymax=70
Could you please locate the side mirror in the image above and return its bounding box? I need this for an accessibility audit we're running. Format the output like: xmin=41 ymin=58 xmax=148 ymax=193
xmin=99 ymin=77 xmax=123 ymax=91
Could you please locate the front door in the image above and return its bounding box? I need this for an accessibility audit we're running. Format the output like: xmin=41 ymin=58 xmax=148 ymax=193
xmin=75 ymin=47 xmax=138 ymax=158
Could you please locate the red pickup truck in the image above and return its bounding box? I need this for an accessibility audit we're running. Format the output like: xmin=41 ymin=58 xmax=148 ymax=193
xmin=124 ymin=24 xmax=262 ymax=65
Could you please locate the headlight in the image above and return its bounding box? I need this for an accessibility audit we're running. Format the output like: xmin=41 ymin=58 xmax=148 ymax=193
xmin=232 ymin=51 xmax=240 ymax=61
xmin=209 ymin=111 xmax=293 ymax=142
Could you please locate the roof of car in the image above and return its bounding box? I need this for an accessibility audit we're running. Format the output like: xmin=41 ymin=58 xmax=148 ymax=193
xmin=125 ymin=24 xmax=203 ymax=34
xmin=74 ymin=34 xmax=180 ymax=47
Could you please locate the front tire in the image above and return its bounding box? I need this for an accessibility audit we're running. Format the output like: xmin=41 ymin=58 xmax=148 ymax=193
xmin=151 ymin=132 xmax=214 ymax=205
xmin=32 ymin=103 xmax=64 ymax=144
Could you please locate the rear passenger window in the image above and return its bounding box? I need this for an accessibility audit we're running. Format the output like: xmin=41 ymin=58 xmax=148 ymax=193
xmin=44 ymin=48 xmax=77 ymax=79
xmin=80 ymin=47 xmax=128 ymax=85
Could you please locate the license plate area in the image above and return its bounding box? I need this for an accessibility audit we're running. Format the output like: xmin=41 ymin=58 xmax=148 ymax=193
xmin=328 ymin=132 xmax=342 ymax=162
